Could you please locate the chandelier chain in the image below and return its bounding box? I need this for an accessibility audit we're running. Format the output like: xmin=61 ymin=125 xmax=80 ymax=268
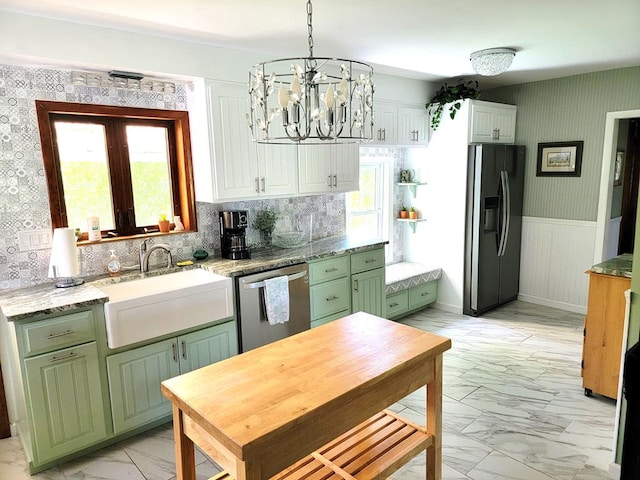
xmin=307 ymin=0 xmax=313 ymax=57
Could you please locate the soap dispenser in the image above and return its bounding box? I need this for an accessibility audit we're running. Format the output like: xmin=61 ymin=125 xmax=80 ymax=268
xmin=107 ymin=249 xmax=122 ymax=276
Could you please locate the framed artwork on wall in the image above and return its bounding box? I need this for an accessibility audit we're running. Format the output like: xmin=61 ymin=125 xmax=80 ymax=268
xmin=536 ymin=141 xmax=584 ymax=177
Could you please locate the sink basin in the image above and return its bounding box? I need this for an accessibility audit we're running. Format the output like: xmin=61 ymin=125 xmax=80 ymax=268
xmin=99 ymin=269 xmax=233 ymax=348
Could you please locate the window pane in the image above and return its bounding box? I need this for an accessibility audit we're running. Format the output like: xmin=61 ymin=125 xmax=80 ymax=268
xmin=54 ymin=122 xmax=115 ymax=232
xmin=346 ymin=165 xmax=378 ymax=212
xmin=347 ymin=213 xmax=380 ymax=239
xmin=127 ymin=125 xmax=173 ymax=227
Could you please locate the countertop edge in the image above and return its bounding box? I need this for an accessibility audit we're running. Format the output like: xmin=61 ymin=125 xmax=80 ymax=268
xmin=0 ymin=237 xmax=387 ymax=321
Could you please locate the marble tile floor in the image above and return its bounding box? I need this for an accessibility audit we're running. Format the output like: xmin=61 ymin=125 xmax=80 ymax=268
xmin=0 ymin=300 xmax=617 ymax=479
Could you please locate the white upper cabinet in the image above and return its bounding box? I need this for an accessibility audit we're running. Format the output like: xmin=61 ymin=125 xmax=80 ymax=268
xmin=372 ymin=102 xmax=398 ymax=144
xmin=468 ymin=100 xmax=517 ymax=144
xmin=207 ymin=81 xmax=297 ymax=201
xmin=397 ymin=106 xmax=429 ymax=146
xmin=298 ymin=143 xmax=359 ymax=194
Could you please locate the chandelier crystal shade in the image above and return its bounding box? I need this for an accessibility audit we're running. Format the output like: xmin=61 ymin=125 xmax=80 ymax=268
xmin=248 ymin=0 xmax=374 ymax=144
xmin=470 ymin=48 xmax=516 ymax=76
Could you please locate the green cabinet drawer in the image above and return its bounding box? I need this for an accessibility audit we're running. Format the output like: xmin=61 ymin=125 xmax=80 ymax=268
xmin=386 ymin=291 xmax=409 ymax=318
xmin=311 ymin=277 xmax=351 ymax=320
xmin=409 ymin=281 xmax=437 ymax=309
xmin=311 ymin=309 xmax=350 ymax=329
xmin=351 ymin=248 xmax=385 ymax=275
xmin=20 ymin=310 xmax=96 ymax=357
xmin=308 ymin=255 xmax=350 ymax=285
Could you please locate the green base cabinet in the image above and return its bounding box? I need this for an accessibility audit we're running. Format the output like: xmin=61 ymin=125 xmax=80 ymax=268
xmin=309 ymin=255 xmax=351 ymax=327
xmin=351 ymin=248 xmax=386 ymax=317
xmin=24 ymin=341 xmax=107 ymax=465
xmin=107 ymin=321 xmax=237 ymax=434
xmin=386 ymin=281 xmax=438 ymax=319
xmin=352 ymin=268 xmax=385 ymax=317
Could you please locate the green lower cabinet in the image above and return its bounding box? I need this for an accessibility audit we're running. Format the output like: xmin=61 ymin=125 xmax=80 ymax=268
xmin=310 ymin=277 xmax=351 ymax=320
xmin=311 ymin=309 xmax=351 ymax=328
xmin=385 ymin=291 xmax=409 ymax=318
xmin=107 ymin=338 xmax=179 ymax=434
xmin=107 ymin=321 xmax=238 ymax=434
xmin=24 ymin=341 xmax=107 ymax=464
xmin=351 ymin=267 xmax=385 ymax=317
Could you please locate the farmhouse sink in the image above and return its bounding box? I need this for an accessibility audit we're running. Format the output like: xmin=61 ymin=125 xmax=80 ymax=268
xmin=99 ymin=269 xmax=233 ymax=348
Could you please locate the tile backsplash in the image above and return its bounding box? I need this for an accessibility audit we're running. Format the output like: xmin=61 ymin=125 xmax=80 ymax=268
xmin=0 ymin=63 xmax=406 ymax=291
xmin=0 ymin=64 xmax=350 ymax=290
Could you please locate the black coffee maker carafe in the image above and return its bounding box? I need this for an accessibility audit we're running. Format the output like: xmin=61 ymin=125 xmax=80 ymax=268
xmin=220 ymin=210 xmax=250 ymax=260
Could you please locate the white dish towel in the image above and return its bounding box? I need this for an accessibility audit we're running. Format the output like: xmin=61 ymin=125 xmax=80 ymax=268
xmin=263 ymin=275 xmax=290 ymax=325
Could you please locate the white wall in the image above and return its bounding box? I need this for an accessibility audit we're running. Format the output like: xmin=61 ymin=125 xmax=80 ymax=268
xmin=404 ymin=103 xmax=471 ymax=313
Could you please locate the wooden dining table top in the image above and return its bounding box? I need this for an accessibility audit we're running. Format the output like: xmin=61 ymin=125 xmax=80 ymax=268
xmin=161 ymin=311 xmax=451 ymax=467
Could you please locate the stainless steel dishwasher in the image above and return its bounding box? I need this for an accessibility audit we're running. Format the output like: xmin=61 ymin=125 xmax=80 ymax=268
xmin=236 ymin=263 xmax=310 ymax=352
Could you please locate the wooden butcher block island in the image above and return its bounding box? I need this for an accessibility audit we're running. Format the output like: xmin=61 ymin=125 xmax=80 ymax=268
xmin=161 ymin=312 xmax=451 ymax=480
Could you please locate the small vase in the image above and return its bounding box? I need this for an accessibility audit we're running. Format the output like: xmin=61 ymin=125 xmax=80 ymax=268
xmin=261 ymin=230 xmax=273 ymax=247
xmin=174 ymin=216 xmax=185 ymax=231
xmin=158 ymin=220 xmax=171 ymax=233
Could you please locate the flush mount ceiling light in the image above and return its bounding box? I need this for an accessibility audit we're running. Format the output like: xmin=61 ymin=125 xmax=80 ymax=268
xmin=470 ymin=48 xmax=516 ymax=76
xmin=247 ymin=0 xmax=374 ymax=144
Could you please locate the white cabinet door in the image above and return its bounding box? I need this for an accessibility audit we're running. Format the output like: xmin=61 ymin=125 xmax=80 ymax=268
xmin=334 ymin=143 xmax=360 ymax=192
xmin=257 ymin=144 xmax=298 ymax=196
xmin=469 ymin=101 xmax=517 ymax=144
xmin=372 ymin=102 xmax=397 ymax=144
xmin=397 ymin=106 xmax=428 ymax=146
xmin=298 ymin=144 xmax=360 ymax=194
xmin=208 ymin=82 xmax=259 ymax=200
xmin=298 ymin=144 xmax=333 ymax=194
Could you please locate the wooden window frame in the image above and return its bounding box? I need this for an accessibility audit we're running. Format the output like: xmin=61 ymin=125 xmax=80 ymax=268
xmin=36 ymin=100 xmax=197 ymax=242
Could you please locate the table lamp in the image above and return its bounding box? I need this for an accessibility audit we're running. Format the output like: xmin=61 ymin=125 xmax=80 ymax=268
xmin=48 ymin=227 xmax=84 ymax=288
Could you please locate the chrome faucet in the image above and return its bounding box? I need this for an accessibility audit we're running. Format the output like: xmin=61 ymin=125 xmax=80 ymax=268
xmin=139 ymin=239 xmax=173 ymax=273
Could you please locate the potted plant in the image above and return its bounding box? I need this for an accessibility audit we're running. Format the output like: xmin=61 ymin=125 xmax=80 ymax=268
xmin=399 ymin=206 xmax=408 ymax=219
xmin=409 ymin=207 xmax=418 ymax=220
xmin=158 ymin=213 xmax=171 ymax=233
xmin=253 ymin=209 xmax=278 ymax=245
xmin=426 ymin=79 xmax=480 ymax=131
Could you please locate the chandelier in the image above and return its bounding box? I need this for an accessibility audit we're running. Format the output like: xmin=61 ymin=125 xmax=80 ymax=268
xmin=248 ymin=0 xmax=375 ymax=144
xmin=470 ymin=48 xmax=516 ymax=76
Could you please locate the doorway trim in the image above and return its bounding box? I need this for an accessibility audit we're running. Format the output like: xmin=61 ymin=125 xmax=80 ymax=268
xmin=595 ymin=109 xmax=640 ymax=264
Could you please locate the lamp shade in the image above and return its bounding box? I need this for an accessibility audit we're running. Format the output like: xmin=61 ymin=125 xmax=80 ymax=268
xmin=48 ymin=227 xmax=80 ymax=279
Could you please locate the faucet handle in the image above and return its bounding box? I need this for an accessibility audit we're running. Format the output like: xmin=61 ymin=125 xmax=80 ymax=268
xmin=139 ymin=238 xmax=149 ymax=252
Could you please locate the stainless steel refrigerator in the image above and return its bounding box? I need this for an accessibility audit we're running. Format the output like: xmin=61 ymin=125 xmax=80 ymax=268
xmin=463 ymin=144 xmax=526 ymax=316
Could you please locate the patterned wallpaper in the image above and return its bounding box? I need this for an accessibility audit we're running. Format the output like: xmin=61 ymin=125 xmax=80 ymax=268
xmin=0 ymin=64 xmax=352 ymax=290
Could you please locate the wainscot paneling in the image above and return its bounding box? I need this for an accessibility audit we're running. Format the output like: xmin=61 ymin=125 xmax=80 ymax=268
xmin=518 ymin=216 xmax=596 ymax=314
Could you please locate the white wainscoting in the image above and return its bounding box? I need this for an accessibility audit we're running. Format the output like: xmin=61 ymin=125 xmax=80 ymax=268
xmin=518 ymin=216 xmax=596 ymax=314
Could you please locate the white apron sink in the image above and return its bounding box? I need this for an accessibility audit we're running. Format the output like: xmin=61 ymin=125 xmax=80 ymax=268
xmin=99 ymin=269 xmax=233 ymax=349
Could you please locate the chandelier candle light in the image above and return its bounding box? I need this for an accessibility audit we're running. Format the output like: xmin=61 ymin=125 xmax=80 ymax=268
xmin=248 ymin=0 xmax=375 ymax=144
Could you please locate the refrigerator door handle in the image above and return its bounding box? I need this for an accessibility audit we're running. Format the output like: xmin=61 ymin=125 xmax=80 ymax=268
xmin=498 ymin=170 xmax=511 ymax=257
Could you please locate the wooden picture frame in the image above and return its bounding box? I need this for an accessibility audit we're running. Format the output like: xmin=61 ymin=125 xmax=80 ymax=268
xmin=536 ymin=141 xmax=584 ymax=177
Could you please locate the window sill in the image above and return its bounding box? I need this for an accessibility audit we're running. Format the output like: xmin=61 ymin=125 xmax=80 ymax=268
xmin=77 ymin=229 xmax=195 ymax=246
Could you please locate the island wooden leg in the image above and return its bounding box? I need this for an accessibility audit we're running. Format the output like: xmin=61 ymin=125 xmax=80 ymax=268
xmin=426 ymin=355 xmax=443 ymax=480
xmin=173 ymin=404 xmax=196 ymax=480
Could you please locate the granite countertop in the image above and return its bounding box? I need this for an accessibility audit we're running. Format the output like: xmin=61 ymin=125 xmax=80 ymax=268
xmin=0 ymin=235 xmax=386 ymax=321
xmin=589 ymin=253 xmax=633 ymax=278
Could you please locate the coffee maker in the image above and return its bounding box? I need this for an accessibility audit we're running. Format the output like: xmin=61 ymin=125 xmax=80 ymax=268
xmin=220 ymin=210 xmax=250 ymax=260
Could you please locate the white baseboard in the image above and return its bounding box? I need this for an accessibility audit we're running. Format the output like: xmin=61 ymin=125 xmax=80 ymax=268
xmin=609 ymin=462 xmax=620 ymax=479
xmin=432 ymin=302 xmax=462 ymax=314
xmin=517 ymin=293 xmax=587 ymax=315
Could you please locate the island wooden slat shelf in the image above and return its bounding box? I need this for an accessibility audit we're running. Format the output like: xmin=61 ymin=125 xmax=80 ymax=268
xmin=162 ymin=312 xmax=451 ymax=480
xmin=211 ymin=409 xmax=432 ymax=480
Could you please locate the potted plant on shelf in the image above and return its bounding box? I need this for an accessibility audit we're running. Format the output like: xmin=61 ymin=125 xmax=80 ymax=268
xmin=409 ymin=207 xmax=418 ymax=220
xmin=426 ymin=79 xmax=480 ymax=131
xmin=158 ymin=213 xmax=171 ymax=233
xmin=253 ymin=209 xmax=278 ymax=246
xmin=399 ymin=206 xmax=408 ymax=219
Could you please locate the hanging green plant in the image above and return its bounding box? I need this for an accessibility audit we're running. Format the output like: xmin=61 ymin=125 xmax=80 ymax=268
xmin=426 ymin=80 xmax=480 ymax=130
